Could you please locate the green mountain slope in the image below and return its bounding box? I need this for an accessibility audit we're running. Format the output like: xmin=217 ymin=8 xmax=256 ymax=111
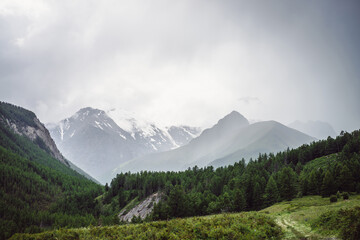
xmin=0 ymin=102 xmax=103 ymax=240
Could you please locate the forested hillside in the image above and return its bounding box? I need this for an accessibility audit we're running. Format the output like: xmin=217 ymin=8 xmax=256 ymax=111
xmin=104 ymin=130 xmax=360 ymax=221
xmin=0 ymin=103 xmax=103 ymax=240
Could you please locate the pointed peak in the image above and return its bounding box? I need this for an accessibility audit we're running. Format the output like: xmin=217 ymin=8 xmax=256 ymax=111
xmin=218 ymin=111 xmax=249 ymax=126
xmin=74 ymin=107 xmax=107 ymax=118
xmin=77 ymin=107 xmax=104 ymax=114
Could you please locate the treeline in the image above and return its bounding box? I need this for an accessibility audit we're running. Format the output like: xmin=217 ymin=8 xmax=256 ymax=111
xmin=0 ymin=102 xmax=37 ymax=128
xmin=105 ymin=130 xmax=360 ymax=221
xmin=0 ymin=106 xmax=103 ymax=240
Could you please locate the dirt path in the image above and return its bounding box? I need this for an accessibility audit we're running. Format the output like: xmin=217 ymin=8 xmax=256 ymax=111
xmin=275 ymin=214 xmax=312 ymax=239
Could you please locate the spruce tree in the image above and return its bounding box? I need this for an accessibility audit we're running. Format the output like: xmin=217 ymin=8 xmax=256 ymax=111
xmin=233 ymin=189 xmax=246 ymax=212
xmin=278 ymin=167 xmax=298 ymax=201
xmin=264 ymin=175 xmax=280 ymax=206
xmin=321 ymin=170 xmax=335 ymax=197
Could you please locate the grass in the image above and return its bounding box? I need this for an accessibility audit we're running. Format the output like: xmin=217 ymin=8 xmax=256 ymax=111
xmin=260 ymin=194 xmax=360 ymax=239
xmin=10 ymin=212 xmax=283 ymax=240
xmin=9 ymin=194 xmax=360 ymax=239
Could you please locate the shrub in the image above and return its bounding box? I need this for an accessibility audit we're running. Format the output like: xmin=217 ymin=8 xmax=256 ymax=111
xmin=330 ymin=195 xmax=337 ymax=203
xmin=342 ymin=192 xmax=349 ymax=200
xmin=313 ymin=207 xmax=360 ymax=240
xmin=336 ymin=191 xmax=341 ymax=199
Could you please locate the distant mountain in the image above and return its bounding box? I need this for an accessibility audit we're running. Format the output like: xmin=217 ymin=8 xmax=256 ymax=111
xmin=0 ymin=102 xmax=102 ymax=239
xmin=288 ymin=120 xmax=337 ymax=140
xmin=116 ymin=111 xmax=315 ymax=172
xmin=49 ymin=107 xmax=201 ymax=184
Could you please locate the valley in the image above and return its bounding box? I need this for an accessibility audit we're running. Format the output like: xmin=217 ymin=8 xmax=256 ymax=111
xmin=1 ymin=101 xmax=360 ymax=239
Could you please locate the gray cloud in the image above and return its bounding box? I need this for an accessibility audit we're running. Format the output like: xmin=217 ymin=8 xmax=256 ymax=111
xmin=238 ymin=97 xmax=261 ymax=105
xmin=0 ymin=0 xmax=359 ymax=132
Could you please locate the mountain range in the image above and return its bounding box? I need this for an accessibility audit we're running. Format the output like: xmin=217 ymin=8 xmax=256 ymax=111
xmin=115 ymin=111 xmax=316 ymax=172
xmin=45 ymin=106 xmax=334 ymax=183
xmin=48 ymin=107 xmax=201 ymax=184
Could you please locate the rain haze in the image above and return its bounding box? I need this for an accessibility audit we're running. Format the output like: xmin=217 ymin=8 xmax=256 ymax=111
xmin=1 ymin=0 xmax=359 ymax=132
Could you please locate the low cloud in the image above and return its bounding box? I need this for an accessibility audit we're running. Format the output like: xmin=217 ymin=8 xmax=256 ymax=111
xmin=0 ymin=0 xmax=359 ymax=131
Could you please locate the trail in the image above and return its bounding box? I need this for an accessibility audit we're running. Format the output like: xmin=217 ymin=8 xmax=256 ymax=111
xmin=275 ymin=214 xmax=312 ymax=239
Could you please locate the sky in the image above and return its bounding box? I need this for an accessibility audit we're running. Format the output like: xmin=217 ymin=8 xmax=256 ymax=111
xmin=1 ymin=0 xmax=359 ymax=132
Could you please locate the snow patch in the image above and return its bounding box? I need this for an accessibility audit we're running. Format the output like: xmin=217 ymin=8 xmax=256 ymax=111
xmin=119 ymin=132 xmax=127 ymax=140
xmin=182 ymin=127 xmax=198 ymax=138
xmin=151 ymin=143 xmax=158 ymax=150
xmin=70 ymin=130 xmax=76 ymax=138
xmin=59 ymin=122 xmax=64 ymax=141
xmin=94 ymin=121 xmax=104 ymax=130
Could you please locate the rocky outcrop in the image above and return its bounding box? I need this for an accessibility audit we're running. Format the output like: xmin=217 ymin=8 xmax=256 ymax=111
xmin=118 ymin=192 xmax=162 ymax=222
xmin=4 ymin=116 xmax=69 ymax=166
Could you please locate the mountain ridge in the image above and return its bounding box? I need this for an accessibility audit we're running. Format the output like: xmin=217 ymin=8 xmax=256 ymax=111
xmin=116 ymin=112 xmax=316 ymax=172
xmin=49 ymin=107 xmax=201 ymax=183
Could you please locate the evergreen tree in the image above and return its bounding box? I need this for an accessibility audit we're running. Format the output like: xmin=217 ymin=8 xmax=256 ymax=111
xmin=338 ymin=165 xmax=354 ymax=192
xmin=118 ymin=189 xmax=126 ymax=209
xmin=321 ymin=170 xmax=335 ymax=197
xmin=277 ymin=167 xmax=298 ymax=201
xmin=168 ymin=185 xmax=187 ymax=217
xmin=221 ymin=191 xmax=232 ymax=212
xmin=233 ymin=189 xmax=246 ymax=212
xmin=252 ymin=182 xmax=263 ymax=210
xmin=264 ymin=176 xmax=280 ymax=206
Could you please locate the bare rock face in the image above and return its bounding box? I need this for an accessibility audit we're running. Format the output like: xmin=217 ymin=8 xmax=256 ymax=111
xmin=4 ymin=116 xmax=69 ymax=166
xmin=118 ymin=192 xmax=162 ymax=222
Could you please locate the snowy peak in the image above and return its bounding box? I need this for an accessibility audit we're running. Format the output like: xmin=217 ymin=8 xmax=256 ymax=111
xmin=106 ymin=108 xmax=201 ymax=149
xmin=52 ymin=107 xmax=127 ymax=142
xmin=48 ymin=107 xmax=201 ymax=183
xmin=167 ymin=125 xmax=202 ymax=146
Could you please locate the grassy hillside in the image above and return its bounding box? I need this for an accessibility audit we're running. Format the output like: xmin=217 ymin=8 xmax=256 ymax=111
xmin=261 ymin=194 xmax=360 ymax=239
xmin=11 ymin=194 xmax=360 ymax=240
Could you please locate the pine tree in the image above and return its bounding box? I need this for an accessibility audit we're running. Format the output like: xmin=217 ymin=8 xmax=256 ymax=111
xmin=264 ymin=176 xmax=280 ymax=206
xmin=252 ymin=182 xmax=263 ymax=210
xmin=168 ymin=185 xmax=187 ymax=217
xmin=118 ymin=189 xmax=126 ymax=209
xmin=278 ymin=167 xmax=298 ymax=201
xmin=233 ymin=189 xmax=246 ymax=212
xmin=321 ymin=170 xmax=335 ymax=197
xmin=338 ymin=165 xmax=354 ymax=192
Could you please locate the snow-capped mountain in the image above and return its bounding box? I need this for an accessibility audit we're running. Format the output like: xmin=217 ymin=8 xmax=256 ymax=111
xmin=48 ymin=107 xmax=201 ymax=184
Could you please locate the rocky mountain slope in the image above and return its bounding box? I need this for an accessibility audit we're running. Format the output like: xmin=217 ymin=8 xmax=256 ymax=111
xmin=116 ymin=111 xmax=316 ymax=172
xmin=0 ymin=102 xmax=97 ymax=182
xmin=0 ymin=102 xmax=68 ymax=165
xmin=118 ymin=192 xmax=162 ymax=222
xmin=49 ymin=107 xmax=201 ymax=184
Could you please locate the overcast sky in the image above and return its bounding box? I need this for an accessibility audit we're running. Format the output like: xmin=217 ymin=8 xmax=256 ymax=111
xmin=1 ymin=0 xmax=359 ymax=132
